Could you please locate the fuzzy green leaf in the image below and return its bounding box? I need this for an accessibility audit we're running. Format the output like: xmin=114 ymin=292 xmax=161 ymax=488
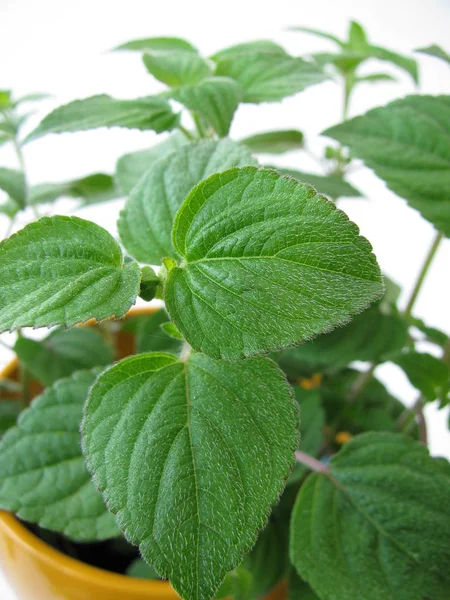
xmin=0 ymin=370 xmax=119 ymax=541
xmin=0 ymin=400 xmax=21 ymax=435
xmin=241 ymin=130 xmax=304 ymax=154
xmin=0 ymin=167 xmax=26 ymax=208
xmin=367 ymin=46 xmax=418 ymax=83
xmin=118 ymin=139 xmax=255 ymax=265
xmin=82 ymin=352 xmax=297 ymax=600
xmin=143 ymin=51 xmax=212 ymax=87
xmin=211 ymin=41 xmax=288 ymax=62
xmin=324 ymin=95 xmax=450 ymax=235
xmin=393 ymin=351 xmax=449 ymax=401
xmin=126 ymin=558 xmax=160 ymax=580
xmin=115 ymin=133 xmax=187 ymax=194
xmin=26 ymin=94 xmax=179 ymax=142
xmin=215 ymin=53 xmax=326 ymax=103
xmin=160 ymin=321 xmax=183 ymax=340
xmin=290 ymin=432 xmax=450 ymax=600
xmin=114 ymin=37 xmax=197 ymax=53
xmin=169 ymin=77 xmax=241 ymax=137
xmin=166 ymin=167 xmax=383 ymax=360
xmin=272 ymin=166 xmax=362 ymax=198
xmin=416 ymin=44 xmax=450 ymax=66
xmin=14 ymin=327 xmax=113 ymax=386
xmin=0 ymin=216 xmax=140 ymax=332
xmin=29 ymin=173 xmax=119 ymax=207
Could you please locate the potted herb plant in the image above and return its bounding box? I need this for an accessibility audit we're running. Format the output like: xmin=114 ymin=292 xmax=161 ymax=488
xmin=0 ymin=21 xmax=449 ymax=600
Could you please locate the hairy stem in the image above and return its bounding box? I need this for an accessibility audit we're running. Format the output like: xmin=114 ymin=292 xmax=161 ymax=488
xmin=404 ymin=231 xmax=443 ymax=318
xmin=347 ymin=362 xmax=377 ymax=402
xmin=295 ymin=450 xmax=328 ymax=473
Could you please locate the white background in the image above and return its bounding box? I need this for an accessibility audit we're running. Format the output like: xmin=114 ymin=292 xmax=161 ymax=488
xmin=0 ymin=0 xmax=449 ymax=597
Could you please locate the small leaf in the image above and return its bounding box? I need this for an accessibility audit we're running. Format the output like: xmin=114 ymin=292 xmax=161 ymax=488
xmin=26 ymin=94 xmax=179 ymax=142
xmin=14 ymin=327 xmax=114 ymax=386
xmin=169 ymin=76 xmax=241 ymax=137
xmin=241 ymin=130 xmax=304 ymax=154
xmin=143 ymin=50 xmax=212 ymax=87
xmin=347 ymin=21 xmax=369 ymax=52
xmin=0 ymin=400 xmax=21 ymax=435
xmin=115 ymin=132 xmax=187 ymax=194
xmin=118 ymin=139 xmax=255 ymax=265
xmin=416 ymin=44 xmax=450 ymax=66
xmin=216 ymin=567 xmax=253 ymax=600
xmin=133 ymin=310 xmax=183 ymax=355
xmin=0 ymin=198 xmax=20 ymax=219
xmin=215 ymin=52 xmax=326 ymax=103
xmin=160 ymin=321 xmax=183 ymax=340
xmin=356 ymin=72 xmax=397 ymax=83
xmin=0 ymin=167 xmax=26 ymax=208
xmin=211 ymin=41 xmax=288 ymax=62
xmin=290 ymin=432 xmax=450 ymax=600
xmin=324 ymin=95 xmax=450 ymax=236
xmin=0 ymin=370 xmax=119 ymax=541
xmin=139 ymin=266 xmax=159 ymax=302
xmin=12 ymin=93 xmax=52 ymax=107
xmin=0 ymin=90 xmax=12 ymax=109
xmin=272 ymin=166 xmax=362 ymax=198
xmin=393 ymin=351 xmax=449 ymax=401
xmin=82 ymin=352 xmax=297 ymax=600
xmin=114 ymin=36 xmax=197 ymax=53
xmin=0 ymin=216 xmax=141 ymax=332
xmin=288 ymin=26 xmax=344 ymax=48
xmin=410 ymin=317 xmax=449 ymax=347
xmin=166 ymin=167 xmax=383 ymax=360
xmin=29 ymin=173 xmax=118 ymax=207
xmin=126 ymin=558 xmax=160 ymax=580
xmin=367 ymin=45 xmax=418 ymax=83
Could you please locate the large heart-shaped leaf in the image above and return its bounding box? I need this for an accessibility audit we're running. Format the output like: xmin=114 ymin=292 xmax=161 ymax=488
xmin=165 ymin=167 xmax=383 ymax=360
xmin=82 ymin=352 xmax=297 ymax=600
xmin=118 ymin=139 xmax=256 ymax=265
xmin=0 ymin=216 xmax=140 ymax=332
xmin=290 ymin=432 xmax=450 ymax=600
xmin=0 ymin=369 xmax=119 ymax=541
xmin=324 ymin=95 xmax=450 ymax=236
xmin=26 ymin=94 xmax=179 ymax=142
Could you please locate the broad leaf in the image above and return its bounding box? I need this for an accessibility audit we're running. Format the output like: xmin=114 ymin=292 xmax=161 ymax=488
xmin=0 ymin=167 xmax=26 ymax=208
xmin=289 ymin=387 xmax=325 ymax=484
xmin=14 ymin=327 xmax=113 ymax=386
xmin=324 ymin=95 xmax=450 ymax=235
xmin=241 ymin=130 xmax=304 ymax=154
xmin=393 ymin=351 xmax=449 ymax=401
xmin=0 ymin=370 xmax=119 ymax=541
xmin=82 ymin=352 xmax=297 ymax=600
xmin=115 ymin=132 xmax=187 ymax=194
xmin=290 ymin=432 xmax=450 ymax=600
xmin=272 ymin=166 xmax=362 ymax=198
xmin=215 ymin=53 xmax=326 ymax=103
xmin=169 ymin=76 xmax=241 ymax=137
xmin=416 ymin=44 xmax=450 ymax=66
xmin=211 ymin=41 xmax=288 ymax=62
xmin=118 ymin=139 xmax=255 ymax=264
xmin=143 ymin=51 xmax=212 ymax=87
xmin=0 ymin=216 xmax=140 ymax=332
xmin=126 ymin=558 xmax=160 ymax=580
xmin=29 ymin=173 xmax=118 ymax=206
xmin=0 ymin=401 xmax=21 ymax=435
xmin=114 ymin=36 xmax=197 ymax=53
xmin=26 ymin=94 xmax=179 ymax=142
xmin=166 ymin=167 xmax=383 ymax=360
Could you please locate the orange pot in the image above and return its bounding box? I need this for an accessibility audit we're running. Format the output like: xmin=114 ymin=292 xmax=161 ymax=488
xmin=0 ymin=308 xmax=286 ymax=600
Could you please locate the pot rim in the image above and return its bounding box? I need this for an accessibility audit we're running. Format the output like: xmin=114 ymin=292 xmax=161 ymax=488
xmin=0 ymin=304 xmax=179 ymax=596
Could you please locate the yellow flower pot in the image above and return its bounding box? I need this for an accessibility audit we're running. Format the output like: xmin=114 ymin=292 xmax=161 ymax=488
xmin=0 ymin=308 xmax=286 ymax=600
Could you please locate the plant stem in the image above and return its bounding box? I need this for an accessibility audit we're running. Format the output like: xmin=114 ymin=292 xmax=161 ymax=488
xmin=342 ymin=73 xmax=353 ymax=122
xmin=295 ymin=450 xmax=329 ymax=473
xmin=397 ymin=394 xmax=427 ymax=443
xmin=347 ymin=361 xmax=377 ymax=402
xmin=13 ymin=135 xmax=39 ymax=219
xmin=178 ymin=125 xmax=195 ymax=141
xmin=192 ymin=112 xmax=208 ymax=139
xmin=180 ymin=341 xmax=192 ymax=361
xmin=404 ymin=231 xmax=443 ymax=318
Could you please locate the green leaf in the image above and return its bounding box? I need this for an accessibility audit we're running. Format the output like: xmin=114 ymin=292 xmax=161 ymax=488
xmin=324 ymin=95 xmax=450 ymax=235
xmin=138 ymin=266 xmax=159 ymax=302
xmin=290 ymin=432 xmax=450 ymax=600
xmin=379 ymin=274 xmax=401 ymax=313
xmin=0 ymin=369 xmax=119 ymax=541
xmin=289 ymin=387 xmax=325 ymax=484
xmin=115 ymin=132 xmax=187 ymax=194
xmin=287 ymin=569 xmax=320 ymax=600
xmin=0 ymin=167 xmax=26 ymax=208
xmin=82 ymin=352 xmax=297 ymax=600
xmin=160 ymin=321 xmax=183 ymax=340
xmin=287 ymin=26 xmax=344 ymax=48
xmin=0 ymin=198 xmax=20 ymax=219
xmin=215 ymin=53 xmax=326 ymax=103
xmin=26 ymin=95 xmax=179 ymax=142
xmin=347 ymin=21 xmax=369 ymax=52
xmin=367 ymin=46 xmax=418 ymax=83
xmin=29 ymin=173 xmax=118 ymax=207
xmin=277 ymin=308 xmax=408 ymax=368
xmin=0 ymin=90 xmax=12 ymax=109
xmin=211 ymin=41 xmax=288 ymax=62
xmin=114 ymin=36 xmax=197 ymax=53
xmin=393 ymin=351 xmax=449 ymax=401
xmin=216 ymin=567 xmax=253 ymax=600
xmin=133 ymin=310 xmax=183 ymax=355
xmin=166 ymin=166 xmax=383 ymax=360
xmin=14 ymin=327 xmax=113 ymax=386
xmin=0 ymin=400 xmax=21 ymax=435
xmin=12 ymin=93 xmax=52 ymax=107
xmin=410 ymin=317 xmax=449 ymax=347
xmin=356 ymin=72 xmax=397 ymax=83
xmin=118 ymin=139 xmax=255 ymax=265
xmin=143 ymin=50 xmax=212 ymax=88
xmin=241 ymin=130 xmax=304 ymax=154
xmin=272 ymin=166 xmax=362 ymax=198
xmin=126 ymin=558 xmax=160 ymax=580
xmin=0 ymin=216 xmax=140 ymax=332
xmin=169 ymin=76 xmax=241 ymax=137
xmin=416 ymin=44 xmax=450 ymax=66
